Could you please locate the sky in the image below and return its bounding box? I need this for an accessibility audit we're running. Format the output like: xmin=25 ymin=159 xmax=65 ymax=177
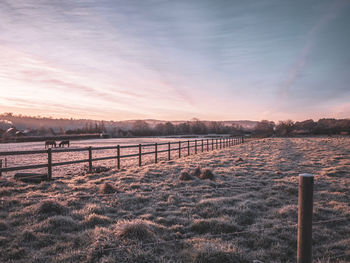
xmin=0 ymin=0 xmax=349 ymax=122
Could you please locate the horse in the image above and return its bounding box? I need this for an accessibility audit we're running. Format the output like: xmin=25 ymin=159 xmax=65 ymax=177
xmin=59 ymin=140 xmax=70 ymax=147
xmin=45 ymin=140 xmax=56 ymax=148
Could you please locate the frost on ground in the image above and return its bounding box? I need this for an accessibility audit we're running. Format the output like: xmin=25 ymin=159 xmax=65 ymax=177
xmin=0 ymin=137 xmax=349 ymax=262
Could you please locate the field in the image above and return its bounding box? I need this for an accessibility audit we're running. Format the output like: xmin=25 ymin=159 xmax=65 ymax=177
xmin=0 ymin=137 xmax=197 ymax=178
xmin=0 ymin=137 xmax=349 ymax=262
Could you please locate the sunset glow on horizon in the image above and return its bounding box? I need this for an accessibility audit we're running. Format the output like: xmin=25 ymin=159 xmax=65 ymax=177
xmin=1 ymin=0 xmax=350 ymax=122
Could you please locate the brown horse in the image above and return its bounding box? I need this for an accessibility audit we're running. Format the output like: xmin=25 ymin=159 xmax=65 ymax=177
xmin=59 ymin=140 xmax=70 ymax=147
xmin=45 ymin=140 xmax=56 ymax=148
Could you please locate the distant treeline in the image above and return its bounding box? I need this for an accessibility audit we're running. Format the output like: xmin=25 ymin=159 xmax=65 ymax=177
xmin=129 ymin=120 xmax=243 ymax=136
xmin=254 ymin=119 xmax=350 ymax=136
xmin=66 ymin=120 xmax=244 ymax=136
xmin=1 ymin=112 xmax=349 ymax=139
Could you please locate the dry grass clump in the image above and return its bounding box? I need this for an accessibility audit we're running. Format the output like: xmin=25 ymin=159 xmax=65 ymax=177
xmin=84 ymin=213 xmax=111 ymax=228
xmin=179 ymin=171 xmax=193 ymax=181
xmin=191 ymin=218 xmax=239 ymax=234
xmin=200 ymin=169 xmax=214 ymax=180
xmin=277 ymin=204 xmax=298 ymax=220
xmin=184 ymin=243 xmax=249 ymax=263
xmin=236 ymin=157 xmax=244 ymax=163
xmin=18 ymin=230 xmax=38 ymax=243
xmin=115 ymin=219 xmax=164 ymax=242
xmin=192 ymin=166 xmax=202 ymax=177
xmin=35 ymin=200 xmax=68 ymax=217
xmin=99 ymin=182 xmax=117 ymax=194
xmin=0 ymin=220 xmax=8 ymax=231
xmin=85 ymin=165 xmax=111 ymax=174
xmin=84 ymin=203 xmax=105 ymax=215
xmin=36 ymin=215 xmax=79 ymax=234
xmin=193 ymin=249 xmax=247 ymax=263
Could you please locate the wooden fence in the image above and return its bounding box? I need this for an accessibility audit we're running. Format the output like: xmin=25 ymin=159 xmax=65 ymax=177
xmin=0 ymin=136 xmax=244 ymax=179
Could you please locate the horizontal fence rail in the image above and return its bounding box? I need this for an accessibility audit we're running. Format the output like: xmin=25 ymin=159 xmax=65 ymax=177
xmin=0 ymin=136 xmax=245 ymax=179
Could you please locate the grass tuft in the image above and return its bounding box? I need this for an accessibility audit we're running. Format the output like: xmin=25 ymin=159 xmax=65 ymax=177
xmin=192 ymin=166 xmax=202 ymax=177
xmin=36 ymin=200 xmax=68 ymax=217
xmin=99 ymin=182 xmax=117 ymax=194
xmin=0 ymin=220 xmax=8 ymax=231
xmin=191 ymin=219 xmax=239 ymax=234
xmin=115 ymin=219 xmax=161 ymax=242
xmin=179 ymin=171 xmax=193 ymax=181
xmin=200 ymin=169 xmax=214 ymax=180
xmin=84 ymin=213 xmax=111 ymax=228
xmin=36 ymin=215 xmax=79 ymax=234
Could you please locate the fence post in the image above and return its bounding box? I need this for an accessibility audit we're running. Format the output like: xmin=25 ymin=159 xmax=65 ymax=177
xmin=201 ymin=139 xmax=204 ymax=152
xmin=206 ymin=139 xmax=209 ymax=151
xmin=139 ymin=144 xmax=142 ymax=166
xmin=168 ymin=142 xmax=171 ymax=160
xmin=242 ymin=136 xmax=244 ymax=143
xmin=179 ymin=141 xmax=181 ymax=158
xmin=0 ymin=159 xmax=2 ymax=177
xmin=88 ymin=146 xmax=92 ymax=173
xmin=212 ymin=139 xmax=214 ymax=150
xmin=187 ymin=140 xmax=190 ymax=156
xmin=155 ymin=143 xmax=158 ymax=164
xmin=47 ymin=148 xmax=52 ymax=180
xmin=117 ymin=145 xmax=120 ymax=169
xmin=297 ymin=173 xmax=314 ymax=263
xmin=216 ymin=139 xmax=218 ymax=149
xmin=195 ymin=140 xmax=197 ymax=154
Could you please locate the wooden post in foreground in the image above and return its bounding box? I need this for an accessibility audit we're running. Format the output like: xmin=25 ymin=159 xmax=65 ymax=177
xmin=179 ymin=141 xmax=181 ymax=158
xmin=207 ymin=139 xmax=209 ymax=151
xmin=195 ymin=140 xmax=197 ymax=154
xmin=187 ymin=140 xmax=190 ymax=156
xmin=297 ymin=173 xmax=314 ymax=263
xmin=168 ymin=142 xmax=171 ymax=160
xmin=155 ymin=143 xmax=158 ymax=163
xmin=0 ymin=159 xmax=2 ymax=177
xmin=117 ymin=145 xmax=120 ymax=169
xmin=201 ymin=139 xmax=204 ymax=152
xmin=138 ymin=144 xmax=142 ymax=166
xmin=47 ymin=148 xmax=52 ymax=180
xmin=88 ymin=146 xmax=92 ymax=173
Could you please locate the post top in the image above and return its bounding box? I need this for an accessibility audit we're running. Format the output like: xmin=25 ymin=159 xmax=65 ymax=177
xmin=299 ymin=173 xmax=314 ymax=177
